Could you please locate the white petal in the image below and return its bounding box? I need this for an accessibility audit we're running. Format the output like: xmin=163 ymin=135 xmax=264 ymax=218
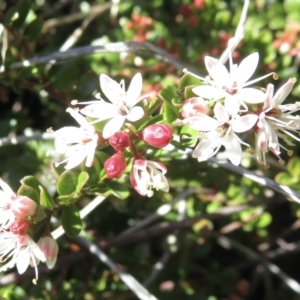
xmin=272 ymin=78 xmax=296 ymax=106
xmin=126 ymin=73 xmax=143 ymax=108
xmin=236 ymin=88 xmax=265 ymax=104
xmin=205 ymin=56 xmax=229 ymax=86
xmin=214 ymin=102 xmax=229 ymax=123
xmin=16 ymin=249 xmax=30 ymax=274
xmin=100 ymin=74 xmax=123 ymax=105
xmin=231 ymin=114 xmax=258 ymax=133
xmin=183 ymin=114 xmax=219 ymax=131
xmin=102 ymin=115 xmax=126 ymax=139
xmin=80 ymin=102 xmax=117 ymax=120
xmin=64 ymin=149 xmax=87 ymax=170
xmin=224 ymin=96 xmax=240 ymax=116
xmin=236 ymin=52 xmax=259 ymax=86
xmin=127 ymin=106 xmax=144 ymax=122
xmin=223 ymin=131 xmax=242 ymax=165
xmin=46 ymin=256 xmax=57 ymax=269
xmin=193 ymin=85 xmax=228 ymax=100
xmin=66 ymin=108 xmax=89 ymax=127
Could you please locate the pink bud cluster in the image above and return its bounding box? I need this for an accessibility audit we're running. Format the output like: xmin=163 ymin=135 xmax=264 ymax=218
xmin=0 ymin=179 xmax=58 ymax=282
xmin=103 ymin=123 xmax=173 ymax=196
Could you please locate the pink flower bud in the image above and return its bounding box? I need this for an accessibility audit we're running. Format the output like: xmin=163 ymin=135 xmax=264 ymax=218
xmin=10 ymin=219 xmax=30 ymax=235
xmin=11 ymin=196 xmax=37 ymax=219
xmin=108 ymin=131 xmax=130 ymax=151
xmin=181 ymin=97 xmax=209 ymax=118
xmin=141 ymin=124 xmax=173 ymax=148
xmin=104 ymin=152 xmax=127 ymax=178
xmin=38 ymin=235 xmax=59 ymax=269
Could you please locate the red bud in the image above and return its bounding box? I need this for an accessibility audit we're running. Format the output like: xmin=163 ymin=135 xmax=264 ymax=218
xmin=104 ymin=152 xmax=127 ymax=178
xmin=141 ymin=124 xmax=173 ymax=148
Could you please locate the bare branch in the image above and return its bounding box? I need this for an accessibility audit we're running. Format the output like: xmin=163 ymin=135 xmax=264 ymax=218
xmin=75 ymin=234 xmax=159 ymax=300
xmin=209 ymin=157 xmax=300 ymax=204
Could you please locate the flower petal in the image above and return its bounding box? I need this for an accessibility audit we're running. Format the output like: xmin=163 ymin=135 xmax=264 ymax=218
xmin=80 ymin=102 xmax=117 ymax=120
xmin=126 ymin=73 xmax=143 ymax=108
xmin=236 ymin=88 xmax=265 ymax=104
xmin=231 ymin=114 xmax=258 ymax=133
xmin=236 ymin=52 xmax=259 ymax=86
xmin=223 ymin=131 xmax=242 ymax=166
xmin=127 ymin=106 xmax=144 ymax=122
xmin=100 ymin=74 xmax=123 ymax=105
xmin=102 ymin=115 xmax=126 ymax=139
xmin=16 ymin=248 xmax=30 ymax=274
xmin=214 ymin=102 xmax=229 ymax=123
xmin=183 ymin=114 xmax=219 ymax=131
xmin=272 ymin=78 xmax=296 ymax=106
xmin=193 ymin=85 xmax=228 ymax=100
xmin=205 ymin=56 xmax=229 ymax=86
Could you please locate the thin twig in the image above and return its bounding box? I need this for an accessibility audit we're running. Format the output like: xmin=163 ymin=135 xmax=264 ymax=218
xmin=119 ymin=188 xmax=195 ymax=236
xmin=5 ymin=42 xmax=200 ymax=75
xmin=219 ymin=0 xmax=250 ymax=64
xmin=209 ymin=157 xmax=300 ymax=204
xmin=0 ymin=132 xmax=54 ymax=147
xmin=75 ymin=234 xmax=158 ymax=300
xmin=217 ymin=235 xmax=300 ymax=294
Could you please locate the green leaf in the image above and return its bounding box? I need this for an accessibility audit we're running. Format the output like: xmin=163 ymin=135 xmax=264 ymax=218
xmin=184 ymin=85 xmax=199 ymax=99
xmin=178 ymin=73 xmax=201 ymax=89
xmin=17 ymin=184 xmax=39 ymax=203
xmin=57 ymin=170 xmax=79 ymax=196
xmin=106 ymin=181 xmax=130 ymax=199
xmin=82 ymin=156 xmax=101 ymax=186
xmin=24 ymin=17 xmax=43 ymax=41
xmin=158 ymin=86 xmax=178 ymax=104
xmin=76 ymin=171 xmax=89 ymax=193
xmin=57 ymin=192 xmax=76 ymax=205
xmin=39 ymin=185 xmax=56 ymax=209
xmin=256 ymin=212 xmax=272 ymax=228
xmin=137 ymin=114 xmax=164 ymax=131
xmin=3 ymin=7 xmax=18 ymax=25
xmin=20 ymin=175 xmax=41 ymax=193
xmin=61 ymin=204 xmax=82 ymax=237
xmin=180 ymin=124 xmax=198 ymax=147
xmin=163 ymin=101 xmax=178 ymax=123
xmin=14 ymin=0 xmax=30 ymax=27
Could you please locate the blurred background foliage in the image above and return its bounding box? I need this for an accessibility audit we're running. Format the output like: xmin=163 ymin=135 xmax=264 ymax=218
xmin=0 ymin=0 xmax=300 ymax=299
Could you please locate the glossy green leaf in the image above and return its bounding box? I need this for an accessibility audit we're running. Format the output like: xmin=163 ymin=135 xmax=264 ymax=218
xmin=180 ymin=124 xmax=198 ymax=147
xmin=178 ymin=73 xmax=201 ymax=89
xmin=17 ymin=184 xmax=39 ymax=203
xmin=76 ymin=171 xmax=89 ymax=193
xmin=39 ymin=185 xmax=56 ymax=208
xmin=24 ymin=17 xmax=43 ymax=41
xmin=14 ymin=0 xmax=30 ymax=27
xmin=57 ymin=192 xmax=76 ymax=205
xmin=158 ymin=86 xmax=177 ymax=104
xmin=20 ymin=175 xmax=41 ymax=193
xmin=57 ymin=170 xmax=79 ymax=196
xmin=106 ymin=180 xmax=130 ymax=199
xmin=61 ymin=204 xmax=82 ymax=237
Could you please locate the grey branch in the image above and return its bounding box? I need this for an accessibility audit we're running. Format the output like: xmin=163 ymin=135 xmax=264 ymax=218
xmin=76 ymin=234 xmax=158 ymax=300
xmin=209 ymin=157 xmax=300 ymax=204
xmin=6 ymin=42 xmax=200 ymax=76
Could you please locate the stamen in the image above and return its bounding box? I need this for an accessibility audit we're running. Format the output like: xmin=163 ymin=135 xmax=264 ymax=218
xmin=278 ymin=159 xmax=285 ymax=165
xmin=287 ymin=150 xmax=293 ymax=156
xmin=71 ymin=100 xmax=78 ymax=105
xmin=273 ymin=73 xmax=279 ymax=80
xmin=47 ymin=127 xmax=53 ymax=133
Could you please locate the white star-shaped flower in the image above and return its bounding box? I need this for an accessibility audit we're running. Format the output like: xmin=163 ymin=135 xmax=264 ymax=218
xmin=190 ymin=52 xmax=274 ymax=109
xmin=255 ymin=78 xmax=299 ymax=165
xmin=184 ymin=99 xmax=258 ymax=165
xmin=80 ymin=73 xmax=145 ymax=138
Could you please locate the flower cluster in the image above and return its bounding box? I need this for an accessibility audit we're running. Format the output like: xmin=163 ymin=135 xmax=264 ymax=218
xmin=182 ymin=50 xmax=298 ymax=166
xmin=49 ymin=73 xmax=173 ymax=197
xmin=0 ymin=179 xmax=58 ymax=283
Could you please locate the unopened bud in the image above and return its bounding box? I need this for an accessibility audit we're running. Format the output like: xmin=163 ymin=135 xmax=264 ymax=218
xmin=104 ymin=152 xmax=127 ymax=178
xmin=109 ymin=131 xmax=130 ymax=151
xmin=141 ymin=124 xmax=173 ymax=148
xmin=12 ymin=196 xmax=37 ymax=219
xmin=181 ymin=97 xmax=209 ymax=118
xmin=38 ymin=235 xmax=59 ymax=269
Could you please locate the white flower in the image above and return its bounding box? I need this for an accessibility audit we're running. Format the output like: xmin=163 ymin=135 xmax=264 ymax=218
xmin=49 ymin=108 xmax=99 ymax=170
xmin=255 ymin=78 xmax=299 ymax=165
xmin=130 ymin=159 xmax=169 ymax=197
xmin=183 ymin=99 xmax=258 ymax=165
xmin=0 ymin=232 xmax=46 ymax=283
xmin=191 ymin=52 xmax=273 ymax=109
xmin=80 ymin=73 xmax=145 ymax=138
xmin=0 ymin=178 xmax=16 ymax=230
